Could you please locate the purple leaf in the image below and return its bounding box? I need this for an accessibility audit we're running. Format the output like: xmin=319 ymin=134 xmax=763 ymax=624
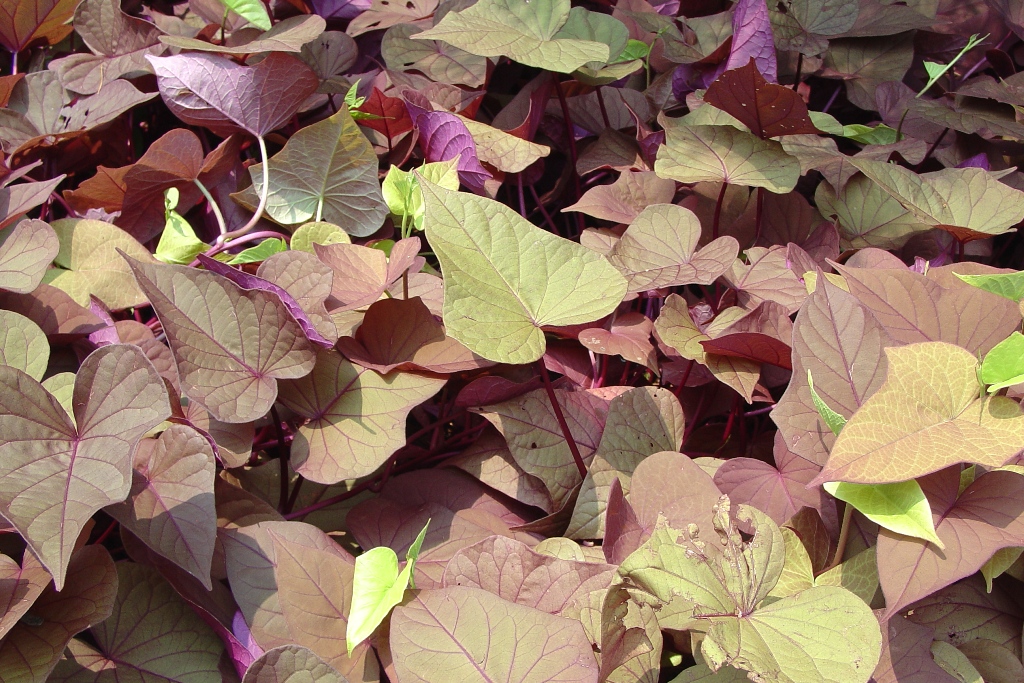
xmin=725 ymin=0 xmax=778 ymax=83
xmin=146 ymin=52 xmax=319 ymax=138
xmin=197 ymin=255 xmax=335 ymax=349
xmin=957 ymin=152 xmax=990 ymax=169
xmin=406 ymin=99 xmax=492 ymax=193
xmin=311 ymin=0 xmax=371 ymax=19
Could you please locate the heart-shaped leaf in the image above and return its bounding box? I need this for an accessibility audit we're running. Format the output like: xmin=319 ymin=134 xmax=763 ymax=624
xmin=607 ymin=204 xmax=739 ymax=293
xmin=0 ymin=546 xmax=116 ymax=682
xmin=655 ymin=121 xmax=800 ymax=193
xmin=382 ymin=23 xmax=488 ymax=88
xmin=704 ymin=60 xmax=821 ymax=138
xmin=0 ymin=219 xmax=59 ymax=294
xmin=578 ymin=312 xmax=656 ymax=369
xmin=563 ymin=171 xmax=675 ymax=224
xmin=242 ymin=645 xmax=348 ymax=683
xmin=248 ymin=108 xmax=386 ymax=236
xmin=0 ymin=344 xmax=169 ymax=588
xmin=147 ymin=52 xmax=319 ymax=137
xmin=420 ymin=180 xmax=626 ymax=364
xmin=104 ymin=424 xmax=217 ymax=588
xmin=770 ymin=0 xmax=858 ymax=55
xmin=414 ymin=0 xmax=610 ymax=73
xmin=123 ymin=255 xmax=316 ymax=423
xmin=390 ymin=585 xmax=600 ymax=682
xmin=815 ymin=342 xmax=1024 ymax=485
xmin=278 ymin=350 xmax=445 ymax=484
xmin=346 ymin=520 xmax=429 ymax=654
xmin=51 ymin=562 xmax=224 ymax=681
xmin=815 ymin=174 xmax=931 ymax=250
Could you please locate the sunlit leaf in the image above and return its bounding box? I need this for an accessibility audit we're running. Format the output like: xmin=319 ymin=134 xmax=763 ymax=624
xmin=655 ymin=120 xmax=800 ymax=193
xmin=420 ymin=180 xmax=626 ymax=364
xmin=243 ymin=645 xmax=348 ymax=683
xmin=414 ymin=0 xmax=610 ymax=73
xmin=249 ymin=108 xmax=387 ymax=236
xmin=0 ymin=0 xmax=78 ymax=53
xmin=815 ymin=342 xmax=1024 ymax=485
xmin=215 ymin=0 xmax=271 ymax=30
xmin=47 ymin=218 xmax=152 ymax=310
xmin=229 ymin=238 xmax=288 ymax=265
xmin=0 ymin=345 xmax=169 ymax=588
xmin=0 ymin=219 xmax=59 ymax=294
xmin=770 ymin=0 xmax=858 ymax=55
xmin=825 ymin=480 xmax=942 ymax=547
xmin=290 ymin=222 xmax=352 ymax=253
xmin=0 ymin=308 xmax=47 ymax=380
xmin=124 ymin=256 xmax=316 ymax=423
xmin=383 ymin=159 xmax=460 ymax=232
xmin=981 ymin=331 xmax=1024 ymax=392
xmin=155 ymin=187 xmax=207 ymax=265
xmin=161 ymin=15 xmax=326 ymax=54
xmin=955 ymin=270 xmax=1024 ymax=302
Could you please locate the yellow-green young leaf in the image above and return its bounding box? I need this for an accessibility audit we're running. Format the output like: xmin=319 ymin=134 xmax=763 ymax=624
xmin=0 ymin=309 xmax=48 ymax=380
xmin=982 ymin=331 xmax=1024 ymax=393
xmin=824 ymin=480 xmax=943 ymax=547
xmin=815 ymin=342 xmax=1024 ymax=485
xmin=228 ymin=238 xmax=287 ymax=265
xmin=382 ymin=159 xmax=459 ymax=232
xmin=346 ymin=520 xmax=429 ymax=655
xmin=807 ymin=369 xmax=847 ymax=436
xmin=850 ymin=160 xmax=1024 ymax=240
xmin=413 ymin=0 xmax=610 ymax=73
xmin=216 ymin=0 xmax=271 ymax=30
xmin=420 ymin=180 xmax=627 ymax=364
xmin=955 ymin=270 xmax=1024 ymax=302
xmin=47 ymin=217 xmax=153 ymax=310
xmin=457 ymin=115 xmax=551 ymax=174
xmin=815 ymin=547 xmax=879 ymax=604
xmin=981 ymin=546 xmax=1024 ymax=592
xmin=655 ymin=120 xmax=800 ymax=193
xmin=156 ymin=188 xmax=207 ymax=265
xmin=290 ymin=222 xmax=351 ymax=253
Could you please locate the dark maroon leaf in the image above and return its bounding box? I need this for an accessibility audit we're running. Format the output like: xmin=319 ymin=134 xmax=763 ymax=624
xmin=705 ymin=60 xmax=820 ymax=138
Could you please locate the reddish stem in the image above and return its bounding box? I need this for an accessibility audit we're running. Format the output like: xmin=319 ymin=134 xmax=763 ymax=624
xmin=712 ymin=182 xmax=727 ymax=240
xmin=538 ymin=361 xmax=587 ymax=478
xmin=93 ymin=519 xmax=119 ymax=545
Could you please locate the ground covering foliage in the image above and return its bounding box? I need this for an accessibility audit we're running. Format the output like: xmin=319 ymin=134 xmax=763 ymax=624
xmin=4 ymin=0 xmax=1024 ymax=681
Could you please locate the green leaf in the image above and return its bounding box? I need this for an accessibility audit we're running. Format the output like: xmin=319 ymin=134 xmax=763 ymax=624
xmin=228 ymin=238 xmax=288 ymax=265
xmin=413 ymin=0 xmax=611 ymax=73
xmin=815 ymin=342 xmax=1024 ymax=485
xmin=655 ymin=121 xmax=800 ymax=193
xmin=419 ymin=180 xmax=627 ymax=364
xmin=155 ymin=187 xmax=208 ymax=265
xmin=0 ymin=309 xmax=48 ymax=380
xmin=383 ymin=159 xmax=460 ymax=232
xmin=249 ymin=108 xmax=387 ymax=236
xmin=955 ymin=270 xmax=1024 ymax=302
xmin=215 ymin=0 xmax=271 ymax=31
xmin=842 ymin=123 xmax=899 ymax=145
xmin=850 ymin=160 xmax=1024 ymax=241
xmin=982 ymin=331 xmax=1024 ymax=393
xmin=770 ymin=0 xmax=859 ymax=55
xmin=806 ymin=369 xmax=847 ymax=436
xmin=47 ymin=217 xmax=154 ymax=310
xmin=618 ymin=38 xmax=650 ymax=61
xmin=617 ymin=500 xmax=882 ymax=683
xmin=343 ymin=80 xmax=365 ymax=109
xmin=824 ymin=480 xmax=944 ymax=547
xmin=290 ymin=222 xmax=352 ymax=253
xmin=346 ymin=520 xmax=429 ymax=655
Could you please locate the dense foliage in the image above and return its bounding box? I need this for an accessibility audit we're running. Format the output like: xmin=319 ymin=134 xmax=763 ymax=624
xmin=4 ymin=0 xmax=1024 ymax=680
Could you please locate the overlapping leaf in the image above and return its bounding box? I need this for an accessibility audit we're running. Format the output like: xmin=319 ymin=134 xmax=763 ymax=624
xmin=124 ymin=256 xmax=317 ymax=423
xmin=0 ymin=219 xmax=57 ymax=294
xmin=704 ymin=60 xmax=821 ymax=137
xmin=243 ymin=645 xmax=348 ymax=683
xmin=420 ymin=180 xmax=627 ymax=364
xmin=0 ymin=344 xmax=169 ymax=588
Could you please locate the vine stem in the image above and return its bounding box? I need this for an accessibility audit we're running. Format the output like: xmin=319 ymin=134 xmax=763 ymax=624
xmin=270 ymin=406 xmax=290 ymax=514
xmin=822 ymin=504 xmax=854 ymax=573
xmin=217 ymin=135 xmax=269 ymax=245
xmin=915 ymin=128 xmax=949 ymax=172
xmin=596 ymin=86 xmax=612 ymax=130
xmin=538 ymin=361 xmax=587 ymax=478
xmin=552 ymin=76 xmax=585 ymax=234
xmin=193 ymin=178 xmax=228 ymax=237
xmin=197 ymin=230 xmax=289 ymax=264
xmin=791 ymin=53 xmax=803 ymax=90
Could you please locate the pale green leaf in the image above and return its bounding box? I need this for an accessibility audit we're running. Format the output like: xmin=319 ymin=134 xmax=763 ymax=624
xmin=420 ymin=180 xmax=627 ymax=364
xmin=982 ymin=331 xmax=1024 ymax=393
xmin=815 ymin=547 xmax=879 ymax=604
xmin=290 ymin=222 xmax=352 ymax=253
xmin=806 ymin=369 xmax=847 ymax=436
xmin=955 ymin=270 xmax=1024 ymax=302
xmin=0 ymin=309 xmax=48 ymax=380
xmin=228 ymin=238 xmax=288 ymax=265
xmin=655 ymin=121 xmax=800 ymax=193
xmin=216 ymin=0 xmax=271 ymax=31
xmin=413 ymin=0 xmax=610 ymax=73
xmin=842 ymin=124 xmax=898 ymax=145
xmin=381 ymin=24 xmax=487 ymax=87
xmin=155 ymin=188 xmax=207 ymax=265
xmin=457 ymin=115 xmax=552 ymax=174
xmin=824 ymin=480 xmax=943 ymax=547
xmin=346 ymin=520 xmax=429 ymax=655
xmin=383 ymin=159 xmax=460 ymax=232
xmin=931 ymin=641 xmax=984 ymax=683
xmin=980 ymin=547 xmax=1024 ymax=592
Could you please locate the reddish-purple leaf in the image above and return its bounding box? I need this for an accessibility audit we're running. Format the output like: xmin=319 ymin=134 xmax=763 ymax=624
xmin=877 ymin=467 xmax=1024 ymax=617
xmin=0 ymin=549 xmax=51 ymax=640
xmin=336 ymin=296 xmax=493 ymax=374
xmin=123 ymin=256 xmax=317 ymax=424
xmin=0 ymin=344 xmax=170 ymax=588
xmin=705 ymin=60 xmax=819 ymax=138
xmin=578 ymin=312 xmax=657 ymax=370
xmin=314 ymin=237 xmax=424 ymax=312
xmin=603 ymin=477 xmax=644 ymax=564
xmin=1 ymin=176 xmax=65 ymax=231
xmin=0 ymin=283 xmax=105 ymax=338
xmin=713 ymin=432 xmax=835 ymax=529
xmin=104 ymin=424 xmax=217 ymax=589
xmin=871 ymin=615 xmax=959 ymax=683
xmin=0 ymin=0 xmax=78 ymax=53
xmin=724 ymin=0 xmax=777 ymax=83
xmin=628 ymin=450 xmax=723 ymax=546
xmin=358 ymin=88 xmax=414 ymax=140
xmin=408 ymin=106 xmax=493 ymax=193
xmin=147 ymin=52 xmax=319 ymax=137
xmin=443 ymin=536 xmax=615 ymax=614
xmin=390 ymin=586 xmax=599 ymax=683
xmin=198 ymin=255 xmax=335 ymax=349
xmin=701 ymin=331 xmax=793 ymax=369
xmin=0 ymin=546 xmax=116 ymax=682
